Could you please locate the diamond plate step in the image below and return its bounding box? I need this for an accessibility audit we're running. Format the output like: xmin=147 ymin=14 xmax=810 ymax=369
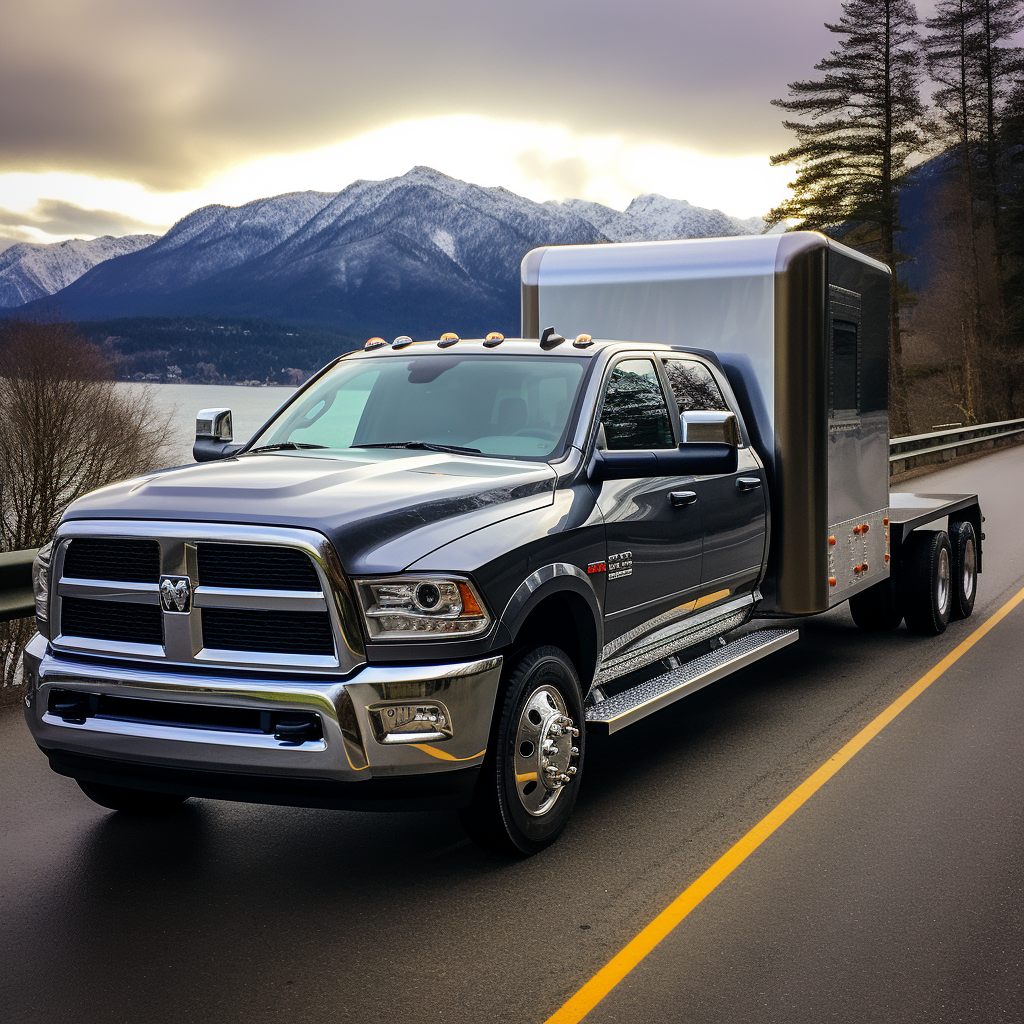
xmin=585 ymin=628 xmax=799 ymax=735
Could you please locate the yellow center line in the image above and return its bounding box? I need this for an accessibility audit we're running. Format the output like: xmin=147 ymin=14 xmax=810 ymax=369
xmin=545 ymin=583 xmax=1024 ymax=1024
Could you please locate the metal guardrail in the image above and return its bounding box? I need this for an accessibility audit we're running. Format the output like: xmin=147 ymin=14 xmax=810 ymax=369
xmin=889 ymin=417 xmax=1024 ymax=476
xmin=0 ymin=548 xmax=37 ymax=623
xmin=0 ymin=420 xmax=1020 ymax=621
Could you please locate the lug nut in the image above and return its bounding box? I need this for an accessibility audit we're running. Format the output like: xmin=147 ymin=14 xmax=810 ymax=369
xmin=567 ymin=766 xmax=577 ymax=775
xmin=570 ymin=746 xmax=579 ymax=756
xmin=571 ymin=727 xmax=580 ymax=737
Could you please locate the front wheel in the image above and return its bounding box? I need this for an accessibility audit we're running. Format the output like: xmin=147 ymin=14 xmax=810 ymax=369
xmin=459 ymin=645 xmax=585 ymax=856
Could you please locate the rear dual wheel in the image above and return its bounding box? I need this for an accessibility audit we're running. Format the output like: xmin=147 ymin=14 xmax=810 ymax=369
xmin=948 ymin=520 xmax=978 ymax=620
xmin=901 ymin=530 xmax=953 ymax=635
xmin=852 ymin=523 xmax=978 ymax=637
xmin=459 ymin=645 xmax=584 ymax=856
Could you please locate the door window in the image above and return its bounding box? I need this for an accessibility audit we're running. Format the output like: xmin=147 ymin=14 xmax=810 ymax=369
xmin=661 ymin=359 xmax=728 ymax=413
xmin=600 ymin=358 xmax=675 ymax=450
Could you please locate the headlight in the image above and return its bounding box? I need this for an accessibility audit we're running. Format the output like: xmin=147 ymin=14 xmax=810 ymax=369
xmin=355 ymin=576 xmax=490 ymax=640
xmin=32 ymin=541 xmax=53 ymax=637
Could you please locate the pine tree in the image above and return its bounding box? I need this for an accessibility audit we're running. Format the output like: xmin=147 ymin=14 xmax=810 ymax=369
xmin=972 ymin=0 xmax=1024 ymax=289
xmin=922 ymin=0 xmax=1023 ymax=419
xmin=768 ymin=0 xmax=927 ymax=435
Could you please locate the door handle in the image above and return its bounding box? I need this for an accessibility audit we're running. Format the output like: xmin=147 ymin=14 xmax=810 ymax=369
xmin=736 ymin=477 xmax=762 ymax=492
xmin=669 ymin=491 xmax=698 ymax=506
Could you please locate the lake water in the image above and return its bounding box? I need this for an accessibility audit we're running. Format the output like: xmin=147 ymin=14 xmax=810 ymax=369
xmin=118 ymin=383 xmax=298 ymax=468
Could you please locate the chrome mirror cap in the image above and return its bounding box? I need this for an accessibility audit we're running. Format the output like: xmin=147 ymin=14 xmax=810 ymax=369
xmin=196 ymin=408 xmax=233 ymax=442
xmin=680 ymin=410 xmax=740 ymax=447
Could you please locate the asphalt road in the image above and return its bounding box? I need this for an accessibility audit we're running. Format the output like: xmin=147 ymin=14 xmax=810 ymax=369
xmin=2 ymin=448 xmax=1022 ymax=1024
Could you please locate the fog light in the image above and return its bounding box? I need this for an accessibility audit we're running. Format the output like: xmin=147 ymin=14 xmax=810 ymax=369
xmin=368 ymin=701 xmax=453 ymax=744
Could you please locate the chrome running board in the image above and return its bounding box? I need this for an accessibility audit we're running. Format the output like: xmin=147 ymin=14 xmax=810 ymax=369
xmin=585 ymin=628 xmax=799 ymax=735
xmin=596 ymin=593 xmax=758 ymax=686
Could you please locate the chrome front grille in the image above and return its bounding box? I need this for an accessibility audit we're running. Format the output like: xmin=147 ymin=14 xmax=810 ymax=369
xmin=51 ymin=521 xmax=365 ymax=675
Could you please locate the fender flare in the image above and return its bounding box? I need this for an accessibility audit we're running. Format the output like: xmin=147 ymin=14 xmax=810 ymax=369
xmin=497 ymin=563 xmax=603 ymax=684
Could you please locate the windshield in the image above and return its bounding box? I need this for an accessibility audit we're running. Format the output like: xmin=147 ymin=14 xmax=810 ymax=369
xmin=248 ymin=354 xmax=589 ymax=460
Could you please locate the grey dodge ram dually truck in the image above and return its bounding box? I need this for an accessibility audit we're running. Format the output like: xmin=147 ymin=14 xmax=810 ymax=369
xmin=23 ymin=233 xmax=982 ymax=855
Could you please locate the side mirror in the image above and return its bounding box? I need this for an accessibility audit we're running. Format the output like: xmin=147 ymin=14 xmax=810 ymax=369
xmin=681 ymin=410 xmax=741 ymax=447
xmin=589 ymin=442 xmax=738 ymax=482
xmin=193 ymin=407 xmax=242 ymax=462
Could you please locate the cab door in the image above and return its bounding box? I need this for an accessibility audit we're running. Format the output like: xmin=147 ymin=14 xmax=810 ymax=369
xmin=596 ymin=356 xmax=704 ymax=633
xmin=661 ymin=356 xmax=767 ymax=590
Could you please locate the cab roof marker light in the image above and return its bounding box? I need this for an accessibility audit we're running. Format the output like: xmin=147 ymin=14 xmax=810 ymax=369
xmin=573 ymin=334 xmax=593 ymax=348
xmin=438 ymin=333 xmax=459 ymax=348
xmin=365 ymin=337 xmax=388 ymax=350
xmin=484 ymin=332 xmax=504 ymax=347
xmin=392 ymin=336 xmax=414 ymax=349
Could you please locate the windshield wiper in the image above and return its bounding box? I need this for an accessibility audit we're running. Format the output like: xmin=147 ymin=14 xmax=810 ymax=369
xmin=245 ymin=442 xmax=329 ymax=454
xmin=352 ymin=441 xmax=483 ymax=455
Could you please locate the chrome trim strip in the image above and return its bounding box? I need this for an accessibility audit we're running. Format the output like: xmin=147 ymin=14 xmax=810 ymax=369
xmin=57 ymin=579 xmax=160 ymax=604
xmin=56 ymin=636 xmax=165 ymax=659
xmin=194 ymin=648 xmax=340 ymax=669
xmin=193 ymin=587 xmax=328 ymax=612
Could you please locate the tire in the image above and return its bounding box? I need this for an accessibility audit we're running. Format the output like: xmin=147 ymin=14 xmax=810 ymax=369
xmin=900 ymin=530 xmax=953 ymax=636
xmin=948 ymin=520 xmax=978 ymax=620
xmin=459 ymin=645 xmax=585 ymax=856
xmin=77 ymin=780 xmax=189 ymax=814
xmin=849 ymin=575 xmax=903 ymax=631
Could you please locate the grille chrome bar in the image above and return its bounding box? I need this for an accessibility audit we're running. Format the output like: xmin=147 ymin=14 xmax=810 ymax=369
xmin=57 ymin=579 xmax=160 ymax=604
xmin=50 ymin=520 xmax=366 ymax=676
xmin=193 ymin=587 xmax=327 ymax=612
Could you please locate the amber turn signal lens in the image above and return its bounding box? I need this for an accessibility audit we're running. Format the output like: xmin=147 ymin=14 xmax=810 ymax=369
xmin=457 ymin=582 xmax=483 ymax=616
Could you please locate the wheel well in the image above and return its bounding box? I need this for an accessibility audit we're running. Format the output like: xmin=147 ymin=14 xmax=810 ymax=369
xmin=510 ymin=591 xmax=598 ymax=689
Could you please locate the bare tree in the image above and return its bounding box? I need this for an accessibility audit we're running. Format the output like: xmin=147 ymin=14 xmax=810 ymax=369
xmin=0 ymin=320 xmax=173 ymax=693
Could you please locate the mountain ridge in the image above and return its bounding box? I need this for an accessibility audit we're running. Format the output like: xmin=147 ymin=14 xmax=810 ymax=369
xmin=0 ymin=234 xmax=159 ymax=308
xmin=7 ymin=167 xmax=768 ymax=335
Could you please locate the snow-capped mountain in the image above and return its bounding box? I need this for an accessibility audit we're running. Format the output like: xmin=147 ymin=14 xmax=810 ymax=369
xmin=560 ymin=195 xmax=766 ymax=242
xmin=0 ymin=234 xmax=159 ymax=308
xmin=13 ymin=167 xmax=767 ymax=337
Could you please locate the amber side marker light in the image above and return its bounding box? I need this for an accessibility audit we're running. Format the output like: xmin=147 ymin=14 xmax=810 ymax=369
xmin=365 ymin=337 xmax=388 ymax=350
xmin=438 ymin=332 xmax=459 ymax=348
xmin=457 ymin=582 xmax=483 ymax=616
xmin=573 ymin=334 xmax=594 ymax=348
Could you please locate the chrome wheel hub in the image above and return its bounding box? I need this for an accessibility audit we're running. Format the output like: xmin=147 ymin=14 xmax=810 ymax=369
xmin=513 ymin=685 xmax=580 ymax=817
xmin=963 ymin=538 xmax=976 ymax=600
xmin=937 ymin=545 xmax=951 ymax=614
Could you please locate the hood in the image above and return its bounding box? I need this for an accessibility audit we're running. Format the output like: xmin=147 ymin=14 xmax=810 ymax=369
xmin=64 ymin=450 xmax=556 ymax=574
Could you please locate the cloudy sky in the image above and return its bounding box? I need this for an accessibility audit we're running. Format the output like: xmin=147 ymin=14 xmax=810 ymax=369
xmin=0 ymin=0 xmax=997 ymax=248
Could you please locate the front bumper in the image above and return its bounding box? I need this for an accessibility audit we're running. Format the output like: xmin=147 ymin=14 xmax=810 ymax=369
xmin=22 ymin=634 xmax=502 ymax=804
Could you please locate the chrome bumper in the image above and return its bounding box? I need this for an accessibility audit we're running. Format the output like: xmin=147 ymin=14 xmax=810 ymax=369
xmin=22 ymin=634 xmax=502 ymax=785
